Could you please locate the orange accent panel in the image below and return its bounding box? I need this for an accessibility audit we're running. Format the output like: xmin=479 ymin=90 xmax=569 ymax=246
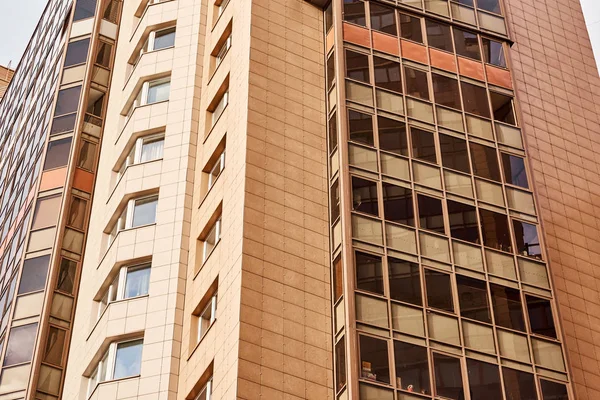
xmin=73 ymin=168 xmax=95 ymax=193
xmin=326 ymin=29 xmax=334 ymax=53
xmin=401 ymin=40 xmax=428 ymax=64
xmin=39 ymin=168 xmax=67 ymax=191
xmin=429 ymin=48 xmax=456 ymax=72
xmin=343 ymin=22 xmax=370 ymax=48
xmin=372 ymin=31 xmax=399 ymax=56
xmin=486 ymin=65 xmax=513 ymax=89
xmin=458 ymin=57 xmax=485 ymax=81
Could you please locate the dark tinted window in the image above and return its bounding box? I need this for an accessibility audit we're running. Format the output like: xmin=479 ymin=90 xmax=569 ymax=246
xmin=433 ymin=354 xmax=464 ymax=399
xmin=418 ymin=194 xmax=445 ymax=234
xmin=359 ymin=335 xmax=390 ymax=384
xmin=540 ymin=379 xmax=569 ymax=400
xmin=503 ymin=369 xmax=537 ymax=400
xmin=425 ymin=270 xmax=453 ymax=312
xmin=432 ymin=74 xmax=461 ymax=109
xmin=370 ymin=3 xmax=396 ymax=35
xmin=479 ymin=209 xmax=512 ymax=251
xmin=394 ymin=341 xmax=430 ymax=394
xmin=461 ymin=82 xmax=490 ymax=118
xmin=404 ymin=66 xmax=429 ymax=100
xmin=352 ymin=176 xmax=378 ymax=216
xmin=335 ymin=338 xmax=346 ymax=391
xmin=57 ymin=258 xmax=77 ymax=294
xmin=513 ymin=220 xmax=541 ymax=259
xmin=18 ymin=255 xmax=50 ymax=294
xmin=426 ymin=20 xmax=453 ymax=52
xmin=439 ymin=134 xmax=470 ymax=173
xmin=355 ymin=252 xmax=384 ymax=295
xmin=343 ymin=0 xmax=366 ymax=26
xmin=526 ymin=295 xmax=557 ymax=338
xmin=467 ymin=360 xmax=502 ymax=400
xmin=502 ymin=153 xmax=528 ymax=188
xmin=382 ymin=183 xmax=414 ymax=226
xmin=345 ymin=50 xmax=370 ymax=83
xmin=54 ymin=86 xmax=82 ymax=116
xmin=378 ymin=116 xmax=408 ymax=156
xmin=333 ymin=256 xmax=343 ymax=303
xmin=453 ymin=27 xmax=480 ymax=60
xmin=482 ymin=38 xmax=506 ymax=67
xmin=64 ymin=38 xmax=90 ymax=67
xmin=348 ymin=110 xmax=374 ymax=145
xmin=457 ymin=275 xmax=490 ymax=323
xmin=43 ymin=137 xmax=73 ymax=170
xmin=73 ymin=0 xmax=97 ymax=21
xmin=325 ymin=2 xmax=333 ymax=32
xmin=447 ymin=200 xmax=479 ymax=243
xmin=470 ymin=142 xmax=501 ymax=181
xmin=399 ymin=13 xmax=423 ymax=43
xmin=388 ymin=258 xmax=421 ymax=305
xmin=373 ymin=56 xmax=402 ymax=92
xmin=329 ymin=112 xmax=337 ymax=153
xmin=490 ymin=91 xmax=516 ymax=125
xmin=411 ymin=128 xmax=437 ymax=163
xmin=331 ymin=179 xmax=340 ymax=221
xmin=490 ymin=284 xmax=525 ymax=331
xmin=3 ymin=323 xmax=38 ymax=366
xmin=478 ymin=0 xmax=501 ymax=14
xmin=327 ymin=53 xmax=335 ymax=90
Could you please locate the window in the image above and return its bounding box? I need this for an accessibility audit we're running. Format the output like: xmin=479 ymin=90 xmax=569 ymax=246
xmin=447 ymin=200 xmax=479 ymax=243
xmin=490 ymin=284 xmax=525 ymax=331
xmin=204 ymin=150 xmax=225 ymax=192
xmin=490 ymin=91 xmax=516 ymax=125
xmin=110 ymin=194 xmax=158 ymax=239
xmin=152 ymin=27 xmax=176 ymax=51
xmin=467 ymin=360 xmax=502 ymax=400
xmin=540 ymin=379 xmax=568 ymax=400
xmin=325 ymin=2 xmax=333 ymax=32
xmin=331 ymin=179 xmax=340 ymax=222
xmin=215 ymin=0 xmax=231 ymax=20
xmin=333 ymin=255 xmax=343 ymax=303
xmin=482 ymin=38 xmax=506 ymax=67
xmin=67 ymin=197 xmax=87 ymax=230
xmin=382 ymin=183 xmax=414 ymax=225
xmin=54 ymin=86 xmax=82 ymax=116
xmin=214 ymin=33 xmax=232 ymax=70
xmin=479 ymin=209 xmax=511 ymax=251
xmin=461 ymin=82 xmax=490 ymax=118
xmin=98 ymin=264 xmax=151 ymax=317
xmin=359 ymin=335 xmax=390 ymax=384
xmin=426 ymin=20 xmax=453 ymax=52
xmin=348 ymin=110 xmax=374 ymax=145
xmin=201 ymin=216 xmax=222 ymax=263
xmin=502 ymin=368 xmax=537 ymax=400
xmin=404 ymin=66 xmax=429 ymax=100
xmin=335 ymin=338 xmax=347 ymax=392
xmin=439 ymin=134 xmax=469 ymax=173
xmin=210 ymin=89 xmax=228 ymax=126
xmin=432 ymin=74 xmax=461 ymax=110
xmin=18 ymin=255 xmax=50 ymax=294
xmin=411 ymin=127 xmax=437 ymax=163
xmin=119 ymin=134 xmax=165 ymax=175
xmin=457 ymin=275 xmax=490 ymax=322
xmin=513 ymin=220 xmax=541 ymax=259
xmin=88 ymin=339 xmax=143 ymax=394
xmin=453 ymin=27 xmax=480 ymax=60
xmin=196 ymin=292 xmax=217 ymax=342
xmin=373 ymin=56 xmax=401 ymax=92
xmin=344 ymin=0 xmax=366 ymax=26
xmin=327 ymin=53 xmax=335 ymax=91
xmin=433 ymin=353 xmax=464 ymax=399
xmin=469 ymin=142 xmax=501 ymax=181
xmin=502 ymin=153 xmax=528 ymax=188
xmin=417 ymin=194 xmax=445 ymax=234
xmin=394 ymin=341 xmax=430 ymax=394
xmin=345 ymin=50 xmax=370 ymax=84
xmin=73 ymin=0 xmax=97 ymax=21
xmin=3 ymin=323 xmax=38 ymax=366
xmin=399 ymin=13 xmax=422 ymax=43
xmin=195 ymin=377 xmax=213 ymax=400
xmin=478 ymin=0 xmax=501 ymax=14
xmin=44 ymin=326 xmax=66 ymax=366
xmin=526 ymin=295 xmax=556 ymax=338
xmin=425 ymin=270 xmax=453 ymax=312
xmin=355 ymin=252 xmax=383 ymax=295
xmin=78 ymin=140 xmax=97 ymax=172
xmin=378 ymin=116 xmax=408 ymax=155
xmin=57 ymin=258 xmax=77 ymax=294
xmin=388 ymin=258 xmax=421 ymax=305
xmin=352 ymin=176 xmax=378 ymax=216
xmin=32 ymin=194 xmax=62 ymax=229
xmin=370 ymin=3 xmax=396 ymax=35
xmin=128 ymin=78 xmax=171 ymax=116
xmin=64 ymin=38 xmax=90 ymax=67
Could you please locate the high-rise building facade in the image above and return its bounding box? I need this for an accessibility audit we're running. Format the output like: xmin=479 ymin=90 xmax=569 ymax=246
xmin=0 ymin=0 xmax=598 ymax=399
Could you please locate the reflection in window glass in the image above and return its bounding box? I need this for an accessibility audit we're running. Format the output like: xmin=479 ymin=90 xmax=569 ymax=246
xmin=44 ymin=137 xmax=73 ymax=170
xmin=426 ymin=20 xmax=453 ymax=52
xmin=67 ymin=197 xmax=87 ymax=230
xmin=44 ymin=327 xmax=66 ymax=366
xmin=482 ymin=38 xmax=506 ymax=67
xmin=78 ymin=140 xmax=97 ymax=172
xmin=540 ymin=379 xmax=569 ymax=400
xmin=447 ymin=200 xmax=479 ymax=243
xmin=502 ymin=153 xmax=528 ymax=188
xmin=335 ymin=338 xmax=346 ymax=391
xmin=54 ymin=86 xmax=82 ymax=116
xmin=461 ymin=82 xmax=490 ymax=118
xmin=394 ymin=341 xmax=430 ymax=394
xmin=513 ymin=220 xmax=541 ymax=259
xmin=526 ymin=295 xmax=557 ymax=339
xmin=32 ymin=195 xmax=62 ymax=229
xmin=344 ymin=0 xmax=366 ymax=26
xmin=467 ymin=359 xmax=502 ymax=400
xmin=140 ymin=136 xmax=164 ymax=163
xmin=411 ymin=128 xmax=437 ymax=163
xmin=57 ymin=258 xmax=77 ymax=294
xmin=478 ymin=0 xmax=501 ymax=14
xmin=378 ymin=116 xmax=408 ymax=155
xmin=113 ymin=339 xmax=143 ymax=379
xmin=479 ymin=209 xmax=511 ymax=251
xmin=388 ymin=258 xmax=421 ymax=305
xmin=425 ymin=270 xmax=453 ymax=312
xmin=490 ymin=284 xmax=525 ymax=331
xmin=153 ymin=27 xmax=176 ymax=50
xmin=355 ymin=252 xmax=384 ymax=295
xmin=453 ymin=27 xmax=480 ymax=60
xmin=64 ymin=38 xmax=90 ymax=67
xmin=345 ymin=50 xmax=370 ymax=83
xmin=469 ymin=142 xmax=501 ymax=181
xmin=329 ymin=112 xmax=338 ymax=153
xmin=333 ymin=256 xmax=343 ymax=303
xmin=3 ymin=323 xmax=38 ymax=366
xmin=18 ymin=255 xmax=50 ymax=294
xmin=147 ymin=80 xmax=170 ymax=104
xmin=327 ymin=53 xmax=335 ymax=91
xmin=325 ymin=2 xmax=333 ymax=32
xmin=490 ymin=91 xmax=516 ymax=125
xmin=432 ymin=74 xmax=461 ymax=110
xmin=348 ymin=110 xmax=374 ymax=145
xmin=439 ymin=134 xmax=469 ymax=173
xmin=359 ymin=335 xmax=390 ymax=384
xmin=352 ymin=176 xmax=379 ymax=216
xmin=370 ymin=3 xmax=396 ymax=35
xmin=433 ymin=353 xmax=464 ymax=399
xmin=124 ymin=266 xmax=151 ymax=299
xmin=399 ymin=13 xmax=423 ymax=43
xmin=132 ymin=196 xmax=158 ymax=227
xmin=503 ymin=368 xmax=537 ymax=400
xmin=73 ymin=0 xmax=97 ymax=21
xmin=404 ymin=66 xmax=429 ymax=100
xmin=457 ymin=275 xmax=490 ymax=322
xmin=373 ymin=56 xmax=401 ymax=92
xmin=418 ymin=194 xmax=445 ymax=234
xmin=382 ymin=183 xmax=414 ymax=226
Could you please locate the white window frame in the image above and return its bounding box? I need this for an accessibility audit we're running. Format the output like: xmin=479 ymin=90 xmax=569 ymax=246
xmin=211 ymin=91 xmax=228 ymax=126
xmin=118 ymin=133 xmax=165 ymax=176
xmin=98 ymin=263 xmax=151 ymax=319
xmin=109 ymin=194 xmax=158 ymax=243
xmin=197 ymin=293 xmax=217 ymax=342
xmin=207 ymin=150 xmax=225 ymax=190
xmin=194 ymin=377 xmax=213 ymax=400
xmin=127 ymin=77 xmax=171 ymax=118
xmin=214 ymin=34 xmax=231 ymax=70
xmin=87 ymin=339 xmax=144 ymax=396
xmin=133 ymin=26 xmax=176 ymax=67
xmin=201 ymin=217 xmax=222 ymax=264
xmin=216 ymin=0 xmax=230 ymax=18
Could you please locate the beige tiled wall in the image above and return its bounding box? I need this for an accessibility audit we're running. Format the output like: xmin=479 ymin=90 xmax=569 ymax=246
xmin=506 ymin=0 xmax=600 ymax=398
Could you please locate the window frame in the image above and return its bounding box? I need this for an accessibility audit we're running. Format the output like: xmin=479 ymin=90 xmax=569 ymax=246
xmin=118 ymin=133 xmax=165 ymax=176
xmin=97 ymin=263 xmax=152 ymax=319
xmin=201 ymin=216 xmax=222 ymax=264
xmin=207 ymin=150 xmax=225 ymax=190
xmin=214 ymin=33 xmax=232 ymax=71
xmin=127 ymin=77 xmax=171 ymax=118
xmin=109 ymin=194 xmax=159 ymax=242
xmin=197 ymin=293 xmax=217 ymax=343
xmin=194 ymin=376 xmax=213 ymax=400
xmin=87 ymin=338 xmax=144 ymax=396
xmin=210 ymin=90 xmax=229 ymax=127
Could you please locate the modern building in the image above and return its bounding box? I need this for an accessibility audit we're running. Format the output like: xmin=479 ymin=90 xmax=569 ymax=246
xmin=0 ymin=0 xmax=598 ymax=399
xmin=0 ymin=66 xmax=14 ymax=100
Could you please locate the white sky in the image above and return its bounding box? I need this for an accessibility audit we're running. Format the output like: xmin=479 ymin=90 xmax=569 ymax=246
xmin=580 ymin=0 xmax=600 ymax=71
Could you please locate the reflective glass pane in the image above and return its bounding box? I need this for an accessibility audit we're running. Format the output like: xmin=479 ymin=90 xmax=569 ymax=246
xmin=502 ymin=153 xmax=528 ymax=188
xmin=404 ymin=66 xmax=429 ymax=100
xmin=479 ymin=209 xmax=511 ymax=251
xmin=470 ymin=142 xmax=501 ymax=181
xmin=388 ymin=257 xmax=421 ymax=305
xmin=383 ymin=183 xmax=414 ymax=225
xmin=345 ymin=50 xmax=370 ymax=83
xmin=54 ymin=86 xmax=82 ymax=116
xmin=482 ymin=38 xmax=506 ymax=67
xmin=113 ymin=340 xmax=143 ymax=379
xmin=18 ymin=255 xmax=50 ymax=294
xmin=344 ymin=0 xmax=366 ymax=26
xmin=540 ymin=379 xmax=568 ymax=400
xmin=73 ymin=0 xmax=97 ymax=21
xmin=467 ymin=359 xmax=502 ymax=400
xmin=57 ymin=258 xmax=77 ymax=294
xmin=132 ymin=197 xmax=158 ymax=227
xmin=418 ymin=194 xmax=445 ymax=234
xmin=370 ymin=3 xmax=396 ymax=35
xmin=352 ymin=176 xmax=379 ymax=216
xmin=453 ymin=27 xmax=480 ymax=60
xmin=64 ymin=38 xmax=90 ymax=67
xmin=147 ymin=80 xmax=170 ymax=103
xmin=124 ymin=266 xmax=151 ymax=299
xmin=490 ymin=284 xmax=525 ymax=331
xmin=426 ymin=20 xmax=453 ymax=52
xmin=457 ymin=275 xmax=490 ymax=323
xmin=433 ymin=353 xmax=464 ymax=399
xmin=425 ymin=269 xmax=453 ymax=312
xmin=32 ymin=194 xmax=62 ymax=229
xmin=478 ymin=0 xmax=501 ymax=14
xmin=461 ymin=82 xmax=490 ymax=118
xmin=373 ymin=56 xmax=402 ymax=92
xmin=67 ymin=197 xmax=87 ymax=230
xmin=3 ymin=323 xmax=38 ymax=366
xmin=355 ymin=252 xmax=384 ymax=295
xmin=399 ymin=13 xmax=423 ymax=43
xmin=140 ymin=137 xmax=164 ymax=163
xmin=359 ymin=335 xmax=390 ymax=384
xmin=526 ymin=295 xmax=556 ymax=339
xmin=439 ymin=134 xmax=470 ymax=173
xmin=43 ymin=137 xmax=73 ymax=170
xmin=44 ymin=327 xmax=66 ymax=366
xmin=394 ymin=341 xmax=430 ymax=394
xmin=348 ymin=110 xmax=374 ymax=146
xmin=432 ymin=74 xmax=461 ymax=110
xmin=513 ymin=220 xmax=541 ymax=259
xmin=447 ymin=200 xmax=479 ymax=243
xmin=378 ymin=116 xmax=408 ymax=156
xmin=411 ymin=128 xmax=437 ymax=163
xmin=153 ymin=28 xmax=176 ymax=50
xmin=502 ymin=368 xmax=537 ymax=400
